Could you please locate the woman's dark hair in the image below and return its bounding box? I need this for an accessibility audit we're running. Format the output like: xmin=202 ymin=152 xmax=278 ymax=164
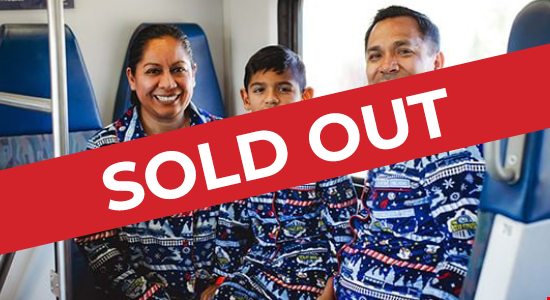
xmin=128 ymin=25 xmax=194 ymax=106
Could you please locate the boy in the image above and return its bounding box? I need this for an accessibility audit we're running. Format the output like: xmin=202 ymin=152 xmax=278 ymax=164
xmin=204 ymin=45 xmax=357 ymax=300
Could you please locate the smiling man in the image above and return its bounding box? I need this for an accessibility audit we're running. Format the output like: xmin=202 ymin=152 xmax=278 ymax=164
xmin=319 ymin=6 xmax=485 ymax=300
xmin=365 ymin=10 xmax=444 ymax=84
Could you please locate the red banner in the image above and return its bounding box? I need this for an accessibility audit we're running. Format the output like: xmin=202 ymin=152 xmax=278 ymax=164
xmin=1 ymin=44 xmax=550 ymax=254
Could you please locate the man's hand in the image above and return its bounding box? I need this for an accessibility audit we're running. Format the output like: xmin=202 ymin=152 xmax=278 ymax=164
xmin=200 ymin=284 xmax=219 ymax=300
xmin=317 ymin=277 xmax=336 ymax=300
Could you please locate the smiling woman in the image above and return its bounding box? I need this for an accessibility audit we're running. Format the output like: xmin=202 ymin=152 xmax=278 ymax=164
xmin=126 ymin=25 xmax=199 ymax=136
xmin=75 ymin=25 xmax=222 ymax=300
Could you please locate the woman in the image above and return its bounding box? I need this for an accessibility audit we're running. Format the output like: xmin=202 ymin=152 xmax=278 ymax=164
xmin=76 ymin=25 xmax=220 ymax=300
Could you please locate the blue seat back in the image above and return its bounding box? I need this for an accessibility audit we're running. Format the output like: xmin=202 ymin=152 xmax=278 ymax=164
xmin=113 ymin=23 xmax=226 ymax=120
xmin=480 ymin=0 xmax=550 ymax=224
xmin=0 ymin=24 xmax=102 ymax=300
xmin=0 ymin=24 xmax=102 ymax=136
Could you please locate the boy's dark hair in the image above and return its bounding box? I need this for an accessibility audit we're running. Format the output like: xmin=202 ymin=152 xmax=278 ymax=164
xmin=128 ymin=25 xmax=194 ymax=106
xmin=365 ymin=6 xmax=440 ymax=53
xmin=244 ymin=45 xmax=306 ymax=92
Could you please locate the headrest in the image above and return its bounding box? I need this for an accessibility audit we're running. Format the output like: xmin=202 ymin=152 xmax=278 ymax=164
xmin=508 ymin=0 xmax=550 ymax=52
xmin=113 ymin=23 xmax=226 ymax=121
xmin=0 ymin=24 xmax=102 ymax=137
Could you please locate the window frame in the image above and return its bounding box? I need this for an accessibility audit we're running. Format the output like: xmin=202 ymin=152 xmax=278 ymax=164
xmin=277 ymin=0 xmax=303 ymax=55
xmin=278 ymin=0 xmax=368 ymax=186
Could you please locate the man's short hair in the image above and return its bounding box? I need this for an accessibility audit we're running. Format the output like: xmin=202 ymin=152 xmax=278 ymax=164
xmin=365 ymin=6 xmax=441 ymax=53
xmin=244 ymin=45 xmax=306 ymax=92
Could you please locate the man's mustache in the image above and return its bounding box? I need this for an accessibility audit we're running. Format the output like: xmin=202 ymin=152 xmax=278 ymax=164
xmin=382 ymin=73 xmax=405 ymax=81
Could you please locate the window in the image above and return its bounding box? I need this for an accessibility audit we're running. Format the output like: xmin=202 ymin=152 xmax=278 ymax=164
xmin=301 ymin=0 xmax=532 ymax=179
xmin=303 ymin=0 xmax=532 ymax=97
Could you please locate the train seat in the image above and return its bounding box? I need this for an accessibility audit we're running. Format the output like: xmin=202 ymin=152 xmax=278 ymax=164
xmin=113 ymin=23 xmax=226 ymax=121
xmin=0 ymin=24 xmax=102 ymax=300
xmin=0 ymin=24 xmax=102 ymax=168
xmin=462 ymin=1 xmax=550 ymax=299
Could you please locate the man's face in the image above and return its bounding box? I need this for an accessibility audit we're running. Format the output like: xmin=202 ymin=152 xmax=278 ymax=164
xmin=365 ymin=16 xmax=444 ymax=85
xmin=241 ymin=69 xmax=313 ymax=112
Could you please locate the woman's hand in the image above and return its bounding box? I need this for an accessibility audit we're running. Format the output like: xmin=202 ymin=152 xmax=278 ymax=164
xmin=317 ymin=277 xmax=336 ymax=300
xmin=200 ymin=284 xmax=219 ymax=300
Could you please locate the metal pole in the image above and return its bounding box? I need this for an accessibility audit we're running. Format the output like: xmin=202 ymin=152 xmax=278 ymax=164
xmin=0 ymin=253 xmax=16 ymax=297
xmin=47 ymin=1 xmax=70 ymax=300
xmin=47 ymin=0 xmax=69 ymax=157
xmin=0 ymin=92 xmax=52 ymax=113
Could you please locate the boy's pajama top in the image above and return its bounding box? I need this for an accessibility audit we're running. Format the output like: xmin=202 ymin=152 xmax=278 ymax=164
xmin=214 ymin=176 xmax=358 ymax=300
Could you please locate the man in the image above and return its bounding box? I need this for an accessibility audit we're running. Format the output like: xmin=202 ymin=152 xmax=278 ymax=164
xmin=319 ymin=6 xmax=485 ymax=300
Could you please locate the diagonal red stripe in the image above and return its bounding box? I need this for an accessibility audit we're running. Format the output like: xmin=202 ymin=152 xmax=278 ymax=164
xmin=1 ymin=44 xmax=550 ymax=254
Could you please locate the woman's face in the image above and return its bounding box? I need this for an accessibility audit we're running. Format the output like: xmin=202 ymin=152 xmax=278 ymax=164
xmin=127 ymin=36 xmax=196 ymax=124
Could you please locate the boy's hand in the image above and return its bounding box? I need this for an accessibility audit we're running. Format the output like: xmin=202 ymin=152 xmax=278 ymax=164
xmin=317 ymin=277 xmax=336 ymax=300
xmin=200 ymin=284 xmax=219 ymax=300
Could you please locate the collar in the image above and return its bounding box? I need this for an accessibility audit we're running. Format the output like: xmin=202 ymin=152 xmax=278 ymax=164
xmin=115 ymin=102 xmax=207 ymax=142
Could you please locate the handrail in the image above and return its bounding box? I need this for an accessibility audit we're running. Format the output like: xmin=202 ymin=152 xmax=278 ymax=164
xmin=0 ymin=92 xmax=51 ymax=113
xmin=485 ymin=134 xmax=526 ymax=184
xmin=48 ymin=0 xmax=69 ymax=159
xmin=47 ymin=0 xmax=71 ymax=300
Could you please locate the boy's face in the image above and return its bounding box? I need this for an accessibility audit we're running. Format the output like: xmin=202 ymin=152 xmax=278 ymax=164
xmin=241 ymin=69 xmax=313 ymax=112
